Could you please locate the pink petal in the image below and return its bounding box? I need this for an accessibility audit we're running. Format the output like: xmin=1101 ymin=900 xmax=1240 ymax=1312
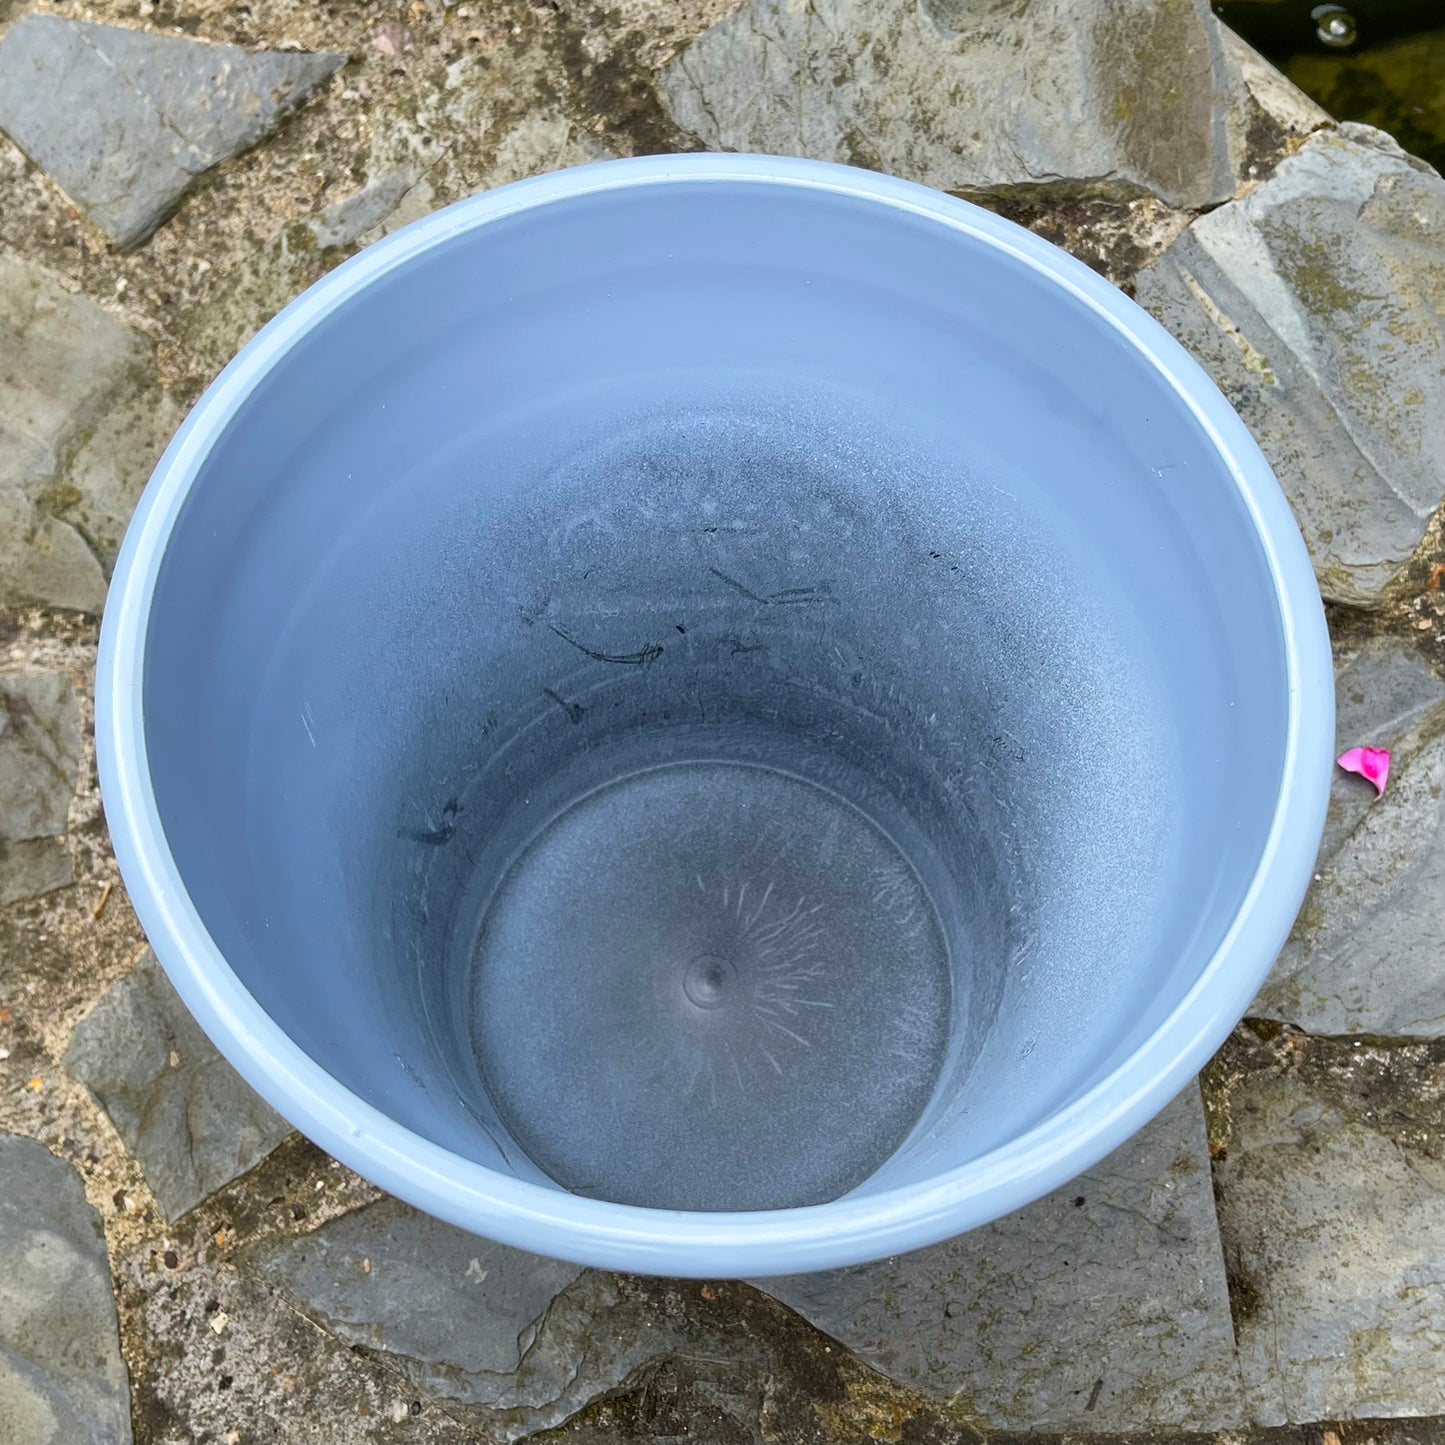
xmin=1337 ymin=746 xmax=1390 ymax=796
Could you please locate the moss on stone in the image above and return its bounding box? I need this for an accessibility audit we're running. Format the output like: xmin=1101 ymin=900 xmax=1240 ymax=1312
xmin=36 ymin=479 xmax=83 ymax=516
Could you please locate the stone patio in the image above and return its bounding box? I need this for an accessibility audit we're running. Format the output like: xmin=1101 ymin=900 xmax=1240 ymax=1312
xmin=2 ymin=1 xmax=1444 ymax=1442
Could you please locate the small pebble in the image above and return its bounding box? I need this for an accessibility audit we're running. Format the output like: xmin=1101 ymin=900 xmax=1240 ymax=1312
xmin=371 ymin=20 xmax=412 ymax=54
xmin=209 ymin=1310 xmax=229 ymax=1335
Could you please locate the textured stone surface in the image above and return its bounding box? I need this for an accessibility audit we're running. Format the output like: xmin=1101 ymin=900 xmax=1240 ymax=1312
xmin=1223 ymin=28 xmax=1331 ymax=148
xmin=1212 ymin=1031 xmax=1445 ymax=1424
xmin=661 ymin=0 xmax=1245 ymax=209
xmin=1135 ymin=125 xmax=1445 ymax=605
xmin=307 ymin=171 xmax=420 ymax=250
xmin=327 ymin=106 xmax=610 ymax=261
xmin=1255 ymin=639 xmax=1445 ymax=1036
xmin=0 ymin=15 xmax=344 ymax=246
xmin=64 ymin=950 xmax=292 ymax=1219
xmin=53 ymin=385 xmax=185 ymax=582
xmin=249 ymin=1204 xmax=585 ymax=1391
xmin=0 ymin=1134 xmax=131 ymax=1445
xmin=0 ymin=670 xmax=79 ymax=907
xmin=0 ymin=251 xmax=164 ymax=613
xmin=755 ymin=1085 xmax=1245 ymax=1431
xmin=1317 ymin=639 xmax=1445 ymax=865
xmin=247 ymin=1201 xmax=730 ymax=1439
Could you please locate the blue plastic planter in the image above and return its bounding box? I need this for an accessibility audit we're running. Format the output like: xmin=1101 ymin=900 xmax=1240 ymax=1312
xmin=97 ymin=155 xmax=1333 ymax=1276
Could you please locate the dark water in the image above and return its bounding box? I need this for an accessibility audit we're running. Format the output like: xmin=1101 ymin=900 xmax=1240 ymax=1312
xmin=1216 ymin=1 xmax=1445 ymax=172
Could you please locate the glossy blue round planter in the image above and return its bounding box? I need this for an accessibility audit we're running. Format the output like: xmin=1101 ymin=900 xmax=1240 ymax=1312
xmin=97 ymin=155 xmax=1333 ymax=1276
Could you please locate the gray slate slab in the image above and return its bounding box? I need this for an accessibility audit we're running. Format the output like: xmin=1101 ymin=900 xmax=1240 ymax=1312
xmin=1254 ymin=638 xmax=1445 ymax=1036
xmin=248 ymin=1203 xmax=679 ymax=1438
xmin=1223 ymin=28 xmax=1332 ymax=144
xmin=250 ymin=1204 xmax=585 ymax=1389
xmin=55 ymin=385 xmax=185 ymax=591
xmin=754 ymin=1084 xmax=1245 ymax=1432
xmin=1135 ymin=125 xmax=1445 ymax=605
xmin=1215 ymin=1037 xmax=1445 ymax=1423
xmin=0 ymin=15 xmax=344 ymax=245
xmin=64 ymin=950 xmax=292 ymax=1219
xmin=0 ymin=670 xmax=79 ymax=907
xmin=0 ymin=1134 xmax=131 ymax=1445
xmin=0 ymin=250 xmax=157 ymax=613
xmin=661 ymin=0 xmax=1245 ymax=210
